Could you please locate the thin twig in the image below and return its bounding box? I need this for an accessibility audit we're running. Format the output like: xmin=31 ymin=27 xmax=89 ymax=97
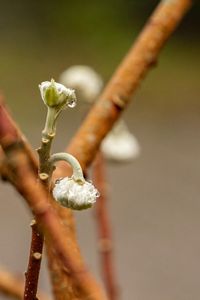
xmin=93 ymin=152 xmax=119 ymax=300
xmin=24 ymin=103 xmax=56 ymax=300
xmin=0 ymin=268 xmax=51 ymax=300
xmin=23 ymin=220 xmax=44 ymax=300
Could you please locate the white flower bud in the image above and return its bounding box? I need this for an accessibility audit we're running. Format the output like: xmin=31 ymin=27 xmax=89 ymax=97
xmin=101 ymin=119 xmax=140 ymax=162
xmin=59 ymin=65 xmax=103 ymax=103
xmin=39 ymin=79 xmax=77 ymax=109
xmin=53 ymin=177 xmax=99 ymax=210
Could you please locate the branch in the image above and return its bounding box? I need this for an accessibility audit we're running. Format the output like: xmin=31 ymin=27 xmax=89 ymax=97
xmin=0 ymin=268 xmax=50 ymax=300
xmin=0 ymin=98 xmax=107 ymax=300
xmin=23 ymin=220 xmax=44 ymax=300
xmin=54 ymin=0 xmax=192 ymax=173
xmin=93 ymin=152 xmax=119 ymax=300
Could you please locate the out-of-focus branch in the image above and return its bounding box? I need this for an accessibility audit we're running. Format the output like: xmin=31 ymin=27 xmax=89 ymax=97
xmin=0 ymin=146 xmax=10 ymax=180
xmin=0 ymin=268 xmax=50 ymax=300
xmin=0 ymin=97 xmax=37 ymax=173
xmin=93 ymin=152 xmax=119 ymax=300
xmin=0 ymin=269 xmax=25 ymax=300
xmin=0 ymin=98 xmax=44 ymax=300
xmin=54 ymin=0 xmax=192 ymax=174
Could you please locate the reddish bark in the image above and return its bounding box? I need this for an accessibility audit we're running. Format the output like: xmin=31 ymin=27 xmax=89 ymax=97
xmin=93 ymin=152 xmax=119 ymax=300
xmin=23 ymin=220 xmax=44 ymax=300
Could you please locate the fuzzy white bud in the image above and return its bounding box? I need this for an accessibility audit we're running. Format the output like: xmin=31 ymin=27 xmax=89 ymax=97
xmin=53 ymin=177 xmax=99 ymax=210
xmin=59 ymin=65 xmax=103 ymax=103
xmin=101 ymin=120 xmax=140 ymax=162
xmin=39 ymin=79 xmax=77 ymax=109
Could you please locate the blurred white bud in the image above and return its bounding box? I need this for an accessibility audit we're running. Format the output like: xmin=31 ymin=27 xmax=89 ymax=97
xmin=39 ymin=79 xmax=77 ymax=109
xmin=59 ymin=65 xmax=103 ymax=103
xmin=53 ymin=177 xmax=99 ymax=210
xmin=59 ymin=67 xmax=141 ymax=163
xmin=101 ymin=119 xmax=140 ymax=162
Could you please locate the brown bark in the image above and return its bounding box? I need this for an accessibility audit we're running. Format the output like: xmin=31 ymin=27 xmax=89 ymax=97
xmin=0 ymin=97 xmax=37 ymax=172
xmin=0 ymin=97 xmax=37 ymax=176
xmin=93 ymin=152 xmax=119 ymax=300
xmin=23 ymin=220 xmax=44 ymax=300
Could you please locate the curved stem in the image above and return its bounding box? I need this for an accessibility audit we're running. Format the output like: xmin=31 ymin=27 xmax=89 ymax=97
xmin=49 ymin=152 xmax=85 ymax=183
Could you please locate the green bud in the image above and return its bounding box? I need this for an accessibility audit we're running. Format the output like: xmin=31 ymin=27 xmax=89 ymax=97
xmin=39 ymin=79 xmax=77 ymax=109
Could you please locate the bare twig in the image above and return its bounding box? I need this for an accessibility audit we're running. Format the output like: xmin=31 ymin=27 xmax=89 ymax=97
xmin=93 ymin=152 xmax=119 ymax=300
xmin=24 ymin=96 xmax=60 ymax=300
xmin=0 ymin=268 xmax=50 ymax=300
xmin=23 ymin=220 xmax=44 ymax=300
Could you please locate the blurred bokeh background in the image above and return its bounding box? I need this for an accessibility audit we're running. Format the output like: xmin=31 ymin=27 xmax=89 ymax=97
xmin=0 ymin=1 xmax=200 ymax=299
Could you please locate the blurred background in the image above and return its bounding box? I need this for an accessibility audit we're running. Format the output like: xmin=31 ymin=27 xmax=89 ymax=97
xmin=0 ymin=1 xmax=200 ymax=299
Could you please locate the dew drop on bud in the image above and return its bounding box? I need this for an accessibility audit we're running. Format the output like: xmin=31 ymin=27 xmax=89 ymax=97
xmin=67 ymin=99 xmax=77 ymax=108
xmin=96 ymin=191 xmax=100 ymax=198
xmin=55 ymin=177 xmax=63 ymax=184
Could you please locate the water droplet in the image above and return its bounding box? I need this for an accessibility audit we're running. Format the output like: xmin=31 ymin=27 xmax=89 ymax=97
xmin=55 ymin=177 xmax=63 ymax=184
xmin=96 ymin=191 xmax=100 ymax=198
xmin=67 ymin=98 xmax=77 ymax=108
